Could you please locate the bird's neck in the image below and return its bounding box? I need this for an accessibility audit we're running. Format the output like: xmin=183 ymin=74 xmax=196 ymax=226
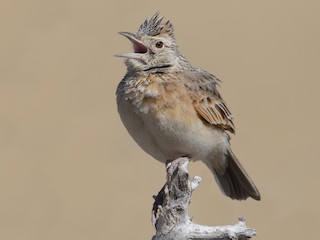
xmin=142 ymin=64 xmax=174 ymax=73
xmin=126 ymin=52 xmax=193 ymax=75
xmin=175 ymin=53 xmax=193 ymax=71
xmin=147 ymin=54 xmax=193 ymax=74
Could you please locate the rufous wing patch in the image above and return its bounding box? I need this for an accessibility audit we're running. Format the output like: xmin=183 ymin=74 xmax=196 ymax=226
xmin=193 ymin=97 xmax=235 ymax=134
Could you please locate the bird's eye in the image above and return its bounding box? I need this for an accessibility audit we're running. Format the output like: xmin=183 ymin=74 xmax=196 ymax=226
xmin=155 ymin=41 xmax=164 ymax=48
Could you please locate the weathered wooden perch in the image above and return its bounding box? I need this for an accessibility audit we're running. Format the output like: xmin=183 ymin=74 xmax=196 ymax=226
xmin=151 ymin=157 xmax=256 ymax=240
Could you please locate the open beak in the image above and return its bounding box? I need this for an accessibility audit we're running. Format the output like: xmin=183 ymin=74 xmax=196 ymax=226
xmin=115 ymin=32 xmax=148 ymax=61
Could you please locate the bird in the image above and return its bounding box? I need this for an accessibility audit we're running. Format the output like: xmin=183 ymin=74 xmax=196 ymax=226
xmin=115 ymin=12 xmax=260 ymax=201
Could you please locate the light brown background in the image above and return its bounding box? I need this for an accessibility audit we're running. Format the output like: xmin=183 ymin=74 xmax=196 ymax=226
xmin=1 ymin=0 xmax=319 ymax=239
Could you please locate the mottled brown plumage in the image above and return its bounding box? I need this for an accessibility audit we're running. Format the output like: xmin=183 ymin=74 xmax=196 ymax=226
xmin=115 ymin=13 xmax=260 ymax=201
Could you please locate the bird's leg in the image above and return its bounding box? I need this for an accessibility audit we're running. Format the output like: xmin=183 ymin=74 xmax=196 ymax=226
xmin=165 ymin=156 xmax=190 ymax=169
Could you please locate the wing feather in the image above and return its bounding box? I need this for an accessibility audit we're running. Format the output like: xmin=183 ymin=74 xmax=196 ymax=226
xmin=185 ymin=69 xmax=235 ymax=133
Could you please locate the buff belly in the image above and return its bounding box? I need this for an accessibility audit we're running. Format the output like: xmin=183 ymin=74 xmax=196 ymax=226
xmin=117 ymin=98 xmax=229 ymax=163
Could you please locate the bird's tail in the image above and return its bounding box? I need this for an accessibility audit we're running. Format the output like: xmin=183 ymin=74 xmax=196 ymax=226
xmin=207 ymin=148 xmax=261 ymax=201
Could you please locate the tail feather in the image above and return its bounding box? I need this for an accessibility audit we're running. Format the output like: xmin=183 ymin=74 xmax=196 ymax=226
xmin=209 ymin=149 xmax=261 ymax=201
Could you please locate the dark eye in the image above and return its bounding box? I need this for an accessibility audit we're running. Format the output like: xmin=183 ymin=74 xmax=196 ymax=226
xmin=155 ymin=41 xmax=164 ymax=48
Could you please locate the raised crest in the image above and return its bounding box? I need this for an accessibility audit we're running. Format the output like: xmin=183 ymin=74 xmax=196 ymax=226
xmin=137 ymin=12 xmax=174 ymax=38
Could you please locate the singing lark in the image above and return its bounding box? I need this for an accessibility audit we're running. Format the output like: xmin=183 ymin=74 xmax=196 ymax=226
xmin=115 ymin=13 xmax=260 ymax=200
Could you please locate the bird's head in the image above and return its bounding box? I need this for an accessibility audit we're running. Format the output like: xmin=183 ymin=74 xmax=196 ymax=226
xmin=115 ymin=13 xmax=180 ymax=73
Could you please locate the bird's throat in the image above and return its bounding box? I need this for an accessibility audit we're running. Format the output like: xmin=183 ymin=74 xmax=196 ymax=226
xmin=143 ymin=64 xmax=173 ymax=73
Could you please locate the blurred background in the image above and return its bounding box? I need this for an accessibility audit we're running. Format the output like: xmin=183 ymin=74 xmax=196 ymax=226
xmin=1 ymin=0 xmax=319 ymax=239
